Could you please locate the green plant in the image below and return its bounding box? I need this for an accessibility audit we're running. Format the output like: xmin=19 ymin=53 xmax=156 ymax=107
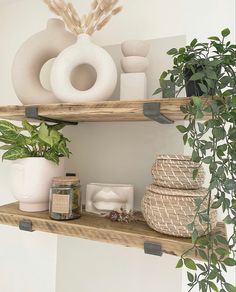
xmin=154 ymin=28 xmax=236 ymax=98
xmin=0 ymin=120 xmax=70 ymax=164
xmin=174 ymin=32 xmax=236 ymax=292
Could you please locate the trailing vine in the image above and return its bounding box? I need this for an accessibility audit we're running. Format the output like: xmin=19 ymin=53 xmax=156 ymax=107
xmin=176 ymin=95 xmax=236 ymax=292
xmin=154 ymin=28 xmax=236 ymax=291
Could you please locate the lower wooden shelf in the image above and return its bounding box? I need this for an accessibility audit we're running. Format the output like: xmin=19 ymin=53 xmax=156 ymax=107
xmin=0 ymin=203 xmax=225 ymax=260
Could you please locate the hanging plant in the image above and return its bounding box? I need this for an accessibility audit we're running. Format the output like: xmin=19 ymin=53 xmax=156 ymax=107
xmin=173 ymin=29 xmax=236 ymax=292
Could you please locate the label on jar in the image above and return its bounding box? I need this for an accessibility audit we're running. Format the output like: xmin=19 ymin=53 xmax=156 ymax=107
xmin=52 ymin=194 xmax=70 ymax=214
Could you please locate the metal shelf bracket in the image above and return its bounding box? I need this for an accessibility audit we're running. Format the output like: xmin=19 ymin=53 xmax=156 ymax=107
xmin=144 ymin=242 xmax=163 ymax=256
xmin=19 ymin=219 xmax=34 ymax=232
xmin=25 ymin=106 xmax=78 ymax=125
xmin=143 ymin=102 xmax=174 ymax=124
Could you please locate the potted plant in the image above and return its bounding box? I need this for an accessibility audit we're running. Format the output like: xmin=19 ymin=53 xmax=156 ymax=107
xmin=0 ymin=120 xmax=70 ymax=212
xmin=154 ymin=28 xmax=236 ymax=98
xmin=173 ymin=29 xmax=236 ymax=292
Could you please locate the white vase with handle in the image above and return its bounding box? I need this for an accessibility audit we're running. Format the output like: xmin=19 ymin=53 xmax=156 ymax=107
xmin=51 ymin=33 xmax=117 ymax=103
xmin=10 ymin=157 xmax=65 ymax=212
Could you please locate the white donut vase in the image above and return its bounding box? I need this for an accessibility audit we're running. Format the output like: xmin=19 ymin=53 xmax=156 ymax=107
xmin=11 ymin=19 xmax=76 ymax=105
xmin=51 ymin=34 xmax=117 ymax=103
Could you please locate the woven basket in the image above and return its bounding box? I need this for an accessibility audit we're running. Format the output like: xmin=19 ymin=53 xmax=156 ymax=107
xmin=152 ymin=154 xmax=205 ymax=190
xmin=141 ymin=185 xmax=217 ymax=238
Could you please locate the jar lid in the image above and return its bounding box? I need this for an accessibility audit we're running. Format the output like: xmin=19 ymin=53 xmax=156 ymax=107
xmin=52 ymin=176 xmax=80 ymax=185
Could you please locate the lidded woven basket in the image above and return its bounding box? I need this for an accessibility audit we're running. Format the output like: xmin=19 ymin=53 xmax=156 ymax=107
xmin=141 ymin=184 xmax=217 ymax=238
xmin=152 ymin=154 xmax=205 ymax=190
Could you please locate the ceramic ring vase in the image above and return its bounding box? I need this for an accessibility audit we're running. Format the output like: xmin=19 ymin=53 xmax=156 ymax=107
xmin=51 ymin=34 xmax=117 ymax=102
xmin=11 ymin=19 xmax=76 ymax=105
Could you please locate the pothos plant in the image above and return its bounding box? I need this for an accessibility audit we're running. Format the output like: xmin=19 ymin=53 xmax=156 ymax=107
xmin=169 ymin=29 xmax=236 ymax=292
xmin=0 ymin=120 xmax=70 ymax=164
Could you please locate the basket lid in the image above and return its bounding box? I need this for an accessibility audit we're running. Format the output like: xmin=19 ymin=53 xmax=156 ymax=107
xmin=147 ymin=184 xmax=207 ymax=197
xmin=156 ymin=154 xmax=192 ymax=161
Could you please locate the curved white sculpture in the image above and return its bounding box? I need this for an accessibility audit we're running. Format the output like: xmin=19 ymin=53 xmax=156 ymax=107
xmin=51 ymin=34 xmax=117 ymax=103
xmin=11 ymin=19 xmax=76 ymax=105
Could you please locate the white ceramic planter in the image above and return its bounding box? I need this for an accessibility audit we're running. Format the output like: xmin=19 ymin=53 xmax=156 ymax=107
xmin=10 ymin=158 xmax=65 ymax=212
xmin=51 ymin=34 xmax=117 ymax=102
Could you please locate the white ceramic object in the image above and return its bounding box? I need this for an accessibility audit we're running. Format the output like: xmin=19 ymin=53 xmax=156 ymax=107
xmin=86 ymin=183 xmax=134 ymax=215
xmin=121 ymin=40 xmax=150 ymax=57
xmin=120 ymin=73 xmax=147 ymax=100
xmin=10 ymin=158 xmax=65 ymax=212
xmin=51 ymin=34 xmax=117 ymax=103
xmin=11 ymin=19 xmax=76 ymax=105
xmin=121 ymin=56 xmax=149 ymax=73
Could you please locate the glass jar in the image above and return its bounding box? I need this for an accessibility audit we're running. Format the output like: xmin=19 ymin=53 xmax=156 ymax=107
xmin=49 ymin=176 xmax=81 ymax=220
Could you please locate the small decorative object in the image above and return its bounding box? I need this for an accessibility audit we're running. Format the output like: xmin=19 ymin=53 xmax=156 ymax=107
xmin=0 ymin=120 xmax=70 ymax=212
xmin=107 ymin=209 xmax=134 ymax=223
xmin=141 ymin=185 xmax=217 ymax=237
xmin=86 ymin=183 xmax=134 ymax=215
xmin=152 ymin=154 xmax=205 ymax=189
xmin=11 ymin=18 xmax=76 ymax=105
xmin=49 ymin=176 xmax=81 ymax=220
xmin=120 ymin=40 xmax=150 ymax=101
xmin=44 ymin=0 xmax=122 ymax=103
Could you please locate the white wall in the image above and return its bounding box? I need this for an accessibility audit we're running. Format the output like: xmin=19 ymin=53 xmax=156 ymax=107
xmin=0 ymin=1 xmax=235 ymax=292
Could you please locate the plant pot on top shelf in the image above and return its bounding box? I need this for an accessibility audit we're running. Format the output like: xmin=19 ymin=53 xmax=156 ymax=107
xmin=153 ymin=28 xmax=233 ymax=98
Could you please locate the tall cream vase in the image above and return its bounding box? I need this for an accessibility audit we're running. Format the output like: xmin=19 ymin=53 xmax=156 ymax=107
xmin=10 ymin=157 xmax=65 ymax=212
xmin=51 ymin=34 xmax=117 ymax=102
xmin=11 ymin=19 xmax=76 ymax=105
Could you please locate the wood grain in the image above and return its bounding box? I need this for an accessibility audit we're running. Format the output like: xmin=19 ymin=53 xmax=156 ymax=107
xmin=0 ymin=203 xmax=225 ymax=260
xmin=0 ymin=98 xmax=209 ymax=122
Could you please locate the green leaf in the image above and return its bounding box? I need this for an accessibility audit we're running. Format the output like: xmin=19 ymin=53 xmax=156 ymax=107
xmin=190 ymin=38 xmax=198 ymax=47
xmin=153 ymin=88 xmax=163 ymax=95
xmin=44 ymin=151 xmax=59 ymax=164
xmin=0 ymin=120 xmax=21 ymax=135
xmin=209 ymin=281 xmax=219 ymax=292
xmin=176 ymin=125 xmax=188 ymax=133
xmin=192 ymin=168 xmax=199 ymax=180
xmin=208 ymin=36 xmax=221 ymax=41
xmin=206 ymin=70 xmax=218 ymax=80
xmin=2 ymin=147 xmax=30 ymax=161
xmin=183 ymin=133 xmax=188 ymax=145
xmin=160 ymin=71 xmax=168 ymax=80
xmin=192 ymin=96 xmax=202 ymax=107
xmin=167 ymin=48 xmax=178 ymax=55
xmin=223 ymin=258 xmax=236 ymax=267
xmin=190 ymin=72 xmax=205 ymax=81
xmin=212 ymin=127 xmax=226 ymax=141
xmin=22 ymin=120 xmax=36 ymax=133
xmin=199 ymin=250 xmax=208 ymax=261
xmin=199 ymin=83 xmax=208 ymax=93
xmin=223 ymin=215 xmax=232 ymax=224
xmin=224 ymin=283 xmax=236 ymax=292
xmin=221 ymin=28 xmax=230 ymax=37
xmin=184 ymin=258 xmax=197 ymax=270
xmin=187 ymin=272 xmax=194 ymax=282
xmin=215 ymin=235 xmax=228 ymax=245
xmin=176 ymin=258 xmax=183 ymax=268
xmin=202 ymin=156 xmax=212 ymax=164
xmin=191 ymin=229 xmax=198 ymax=243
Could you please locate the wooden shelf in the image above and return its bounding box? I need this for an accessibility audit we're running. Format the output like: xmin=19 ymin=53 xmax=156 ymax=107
xmin=0 ymin=98 xmax=194 ymax=122
xmin=0 ymin=203 xmax=225 ymax=259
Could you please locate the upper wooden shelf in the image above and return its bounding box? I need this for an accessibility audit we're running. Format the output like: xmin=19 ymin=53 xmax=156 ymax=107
xmin=0 ymin=98 xmax=193 ymax=123
xmin=0 ymin=203 xmax=225 ymax=260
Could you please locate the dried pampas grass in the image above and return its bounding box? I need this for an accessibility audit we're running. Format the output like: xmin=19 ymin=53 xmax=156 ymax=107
xmin=43 ymin=0 xmax=122 ymax=36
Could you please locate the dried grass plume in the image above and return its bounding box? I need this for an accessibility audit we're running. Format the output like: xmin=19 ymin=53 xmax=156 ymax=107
xmin=43 ymin=0 xmax=122 ymax=35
